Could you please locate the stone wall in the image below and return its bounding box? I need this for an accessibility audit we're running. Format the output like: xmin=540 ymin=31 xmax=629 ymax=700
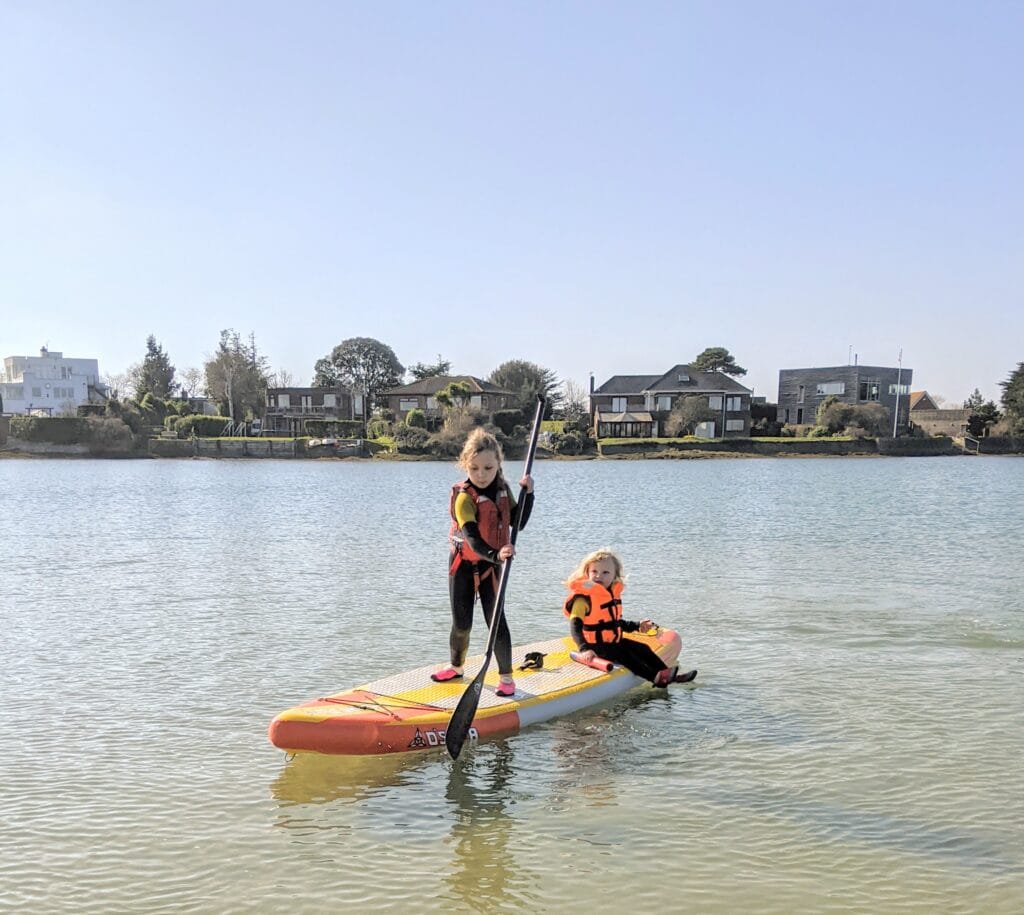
xmin=910 ymin=408 xmax=969 ymax=437
xmin=0 ymin=416 xmax=8 ymax=445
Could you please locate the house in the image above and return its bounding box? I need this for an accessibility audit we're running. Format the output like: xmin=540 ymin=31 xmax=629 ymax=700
xmin=590 ymin=364 xmax=754 ymax=438
xmin=1 ymin=347 xmax=108 ymax=416
xmin=382 ymin=376 xmax=515 ymax=423
xmin=263 ymin=386 xmax=362 ymax=436
xmin=908 ymin=390 xmax=969 ymax=437
xmin=776 ymin=364 xmax=913 ymax=431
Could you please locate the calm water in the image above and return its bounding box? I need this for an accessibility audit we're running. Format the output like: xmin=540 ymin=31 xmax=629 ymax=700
xmin=1 ymin=455 xmax=1022 ymax=913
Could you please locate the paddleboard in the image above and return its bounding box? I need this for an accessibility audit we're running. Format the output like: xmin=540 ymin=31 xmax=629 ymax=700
xmin=268 ymin=628 xmax=684 ymax=756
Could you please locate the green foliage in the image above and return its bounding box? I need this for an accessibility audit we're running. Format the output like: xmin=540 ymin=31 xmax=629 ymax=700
xmin=83 ymin=415 xmax=135 ymax=452
xmin=312 ymin=337 xmax=404 ymax=411
xmin=366 ymin=418 xmax=392 ymax=438
xmin=303 ymin=419 xmax=366 ymax=438
xmin=408 ymin=355 xmax=451 ymax=381
xmin=172 ymin=415 xmax=233 ymax=437
xmin=807 ymin=425 xmax=832 ymax=438
xmin=549 ymin=430 xmax=585 ymax=454
xmin=692 ymin=347 xmax=747 ymax=377
xmin=999 ymin=363 xmax=1024 ymax=434
xmin=665 ymin=395 xmax=715 ymax=436
xmin=393 ymin=424 xmax=431 ymax=453
xmin=10 ymin=416 xmax=89 ymax=443
xmin=136 ymin=335 xmax=177 ymax=399
xmin=405 ymin=408 xmax=426 ymax=428
xmin=488 ymin=359 xmax=562 ymax=416
xmin=204 ymin=329 xmax=271 ymax=421
xmin=492 ymin=408 xmax=527 ymax=436
xmin=816 ymin=397 xmax=890 ymax=436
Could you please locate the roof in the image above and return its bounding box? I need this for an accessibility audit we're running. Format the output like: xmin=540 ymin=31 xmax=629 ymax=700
xmin=384 ymin=375 xmax=512 ymax=396
xmin=596 ymin=411 xmax=654 ymax=423
xmin=593 ymin=364 xmax=752 ymax=395
xmin=909 ymin=391 xmax=938 ymax=411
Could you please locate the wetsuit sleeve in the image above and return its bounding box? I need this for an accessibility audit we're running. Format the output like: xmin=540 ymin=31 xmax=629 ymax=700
xmin=514 ymin=491 xmax=534 ymax=530
xmin=453 ymin=492 xmax=500 ymax=564
xmin=568 ymin=595 xmax=589 ymax=649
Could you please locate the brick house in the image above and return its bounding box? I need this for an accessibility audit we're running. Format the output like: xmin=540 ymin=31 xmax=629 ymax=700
xmin=776 ymin=364 xmax=913 ymax=431
xmin=590 ymin=364 xmax=753 ymax=438
xmin=382 ymin=376 xmax=515 ymax=423
xmin=263 ymin=386 xmax=363 ymax=436
xmin=908 ymin=390 xmax=969 ymax=437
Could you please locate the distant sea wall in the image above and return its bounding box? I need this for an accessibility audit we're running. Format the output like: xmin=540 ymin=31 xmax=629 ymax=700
xmin=0 ymin=416 xmax=8 ymax=445
xmin=148 ymin=438 xmax=381 ymax=458
xmin=600 ymin=437 xmax=960 ymax=458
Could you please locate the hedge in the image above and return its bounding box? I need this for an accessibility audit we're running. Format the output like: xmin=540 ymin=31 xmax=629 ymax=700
xmin=171 ymin=415 xmax=233 ymax=437
xmin=305 ymin=419 xmax=366 ymax=438
xmin=10 ymin=415 xmax=91 ymax=444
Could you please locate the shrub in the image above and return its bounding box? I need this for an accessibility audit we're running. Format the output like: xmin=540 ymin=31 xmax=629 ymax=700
xmin=84 ymin=416 xmax=135 ymax=452
xmin=10 ymin=416 xmax=89 ymax=444
xmin=173 ymin=415 xmax=233 ymax=437
xmin=807 ymin=425 xmax=832 ymax=438
xmin=394 ymin=425 xmax=431 ymax=453
xmin=550 ymin=430 xmax=585 ymax=454
xmin=492 ymin=408 xmax=527 ymax=436
xmin=305 ymin=419 xmax=365 ymax=438
xmin=366 ymin=418 xmax=392 ymax=439
xmin=405 ymin=409 xmax=426 ymax=428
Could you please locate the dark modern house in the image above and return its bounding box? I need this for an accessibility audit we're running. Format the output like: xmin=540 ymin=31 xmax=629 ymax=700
xmin=590 ymin=364 xmax=753 ymax=438
xmin=776 ymin=364 xmax=913 ymax=431
xmin=263 ymin=386 xmax=362 ymax=436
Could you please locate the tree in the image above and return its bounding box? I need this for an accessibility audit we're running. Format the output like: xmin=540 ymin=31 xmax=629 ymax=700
xmin=488 ymin=359 xmax=562 ymax=416
xmin=103 ymin=364 xmax=142 ymax=402
xmin=408 ymin=355 xmax=452 ymax=381
xmin=665 ymin=396 xmax=716 ymax=437
xmin=560 ymin=379 xmax=589 ymax=423
xmin=1000 ymin=363 xmax=1024 ymax=435
xmin=963 ymin=388 xmax=1001 ymax=437
xmin=179 ymin=367 xmax=206 ymax=399
xmin=313 ymin=337 xmax=404 ymax=412
xmin=435 ymin=381 xmax=474 ymax=432
xmin=204 ymin=329 xmax=270 ymax=420
xmin=692 ymin=347 xmax=747 ymax=377
xmin=135 ymin=336 xmax=176 ymax=400
xmin=270 ymin=368 xmax=296 ymax=388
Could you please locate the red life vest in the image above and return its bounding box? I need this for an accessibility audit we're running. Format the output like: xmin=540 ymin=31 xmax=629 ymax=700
xmin=563 ymin=577 xmax=624 ymax=645
xmin=448 ymin=481 xmax=512 ymax=568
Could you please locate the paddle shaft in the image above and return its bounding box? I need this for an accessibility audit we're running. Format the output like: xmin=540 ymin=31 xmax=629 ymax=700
xmin=445 ymin=394 xmax=545 ymax=760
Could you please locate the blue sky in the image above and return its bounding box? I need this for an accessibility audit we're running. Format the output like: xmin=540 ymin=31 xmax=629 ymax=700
xmin=2 ymin=1 xmax=1021 ymax=404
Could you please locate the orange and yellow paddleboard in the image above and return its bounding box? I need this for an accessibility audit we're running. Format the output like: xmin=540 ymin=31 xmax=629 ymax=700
xmin=268 ymin=628 xmax=683 ymax=756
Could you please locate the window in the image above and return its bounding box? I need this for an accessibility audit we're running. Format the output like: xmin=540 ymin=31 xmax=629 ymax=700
xmin=470 ymin=395 xmax=482 ymax=408
xmin=277 ymin=393 xmax=290 ymax=408
xmin=816 ymin=382 xmax=846 ymax=395
xmin=611 ymin=397 xmax=627 ymax=412
xmin=798 ymin=385 xmax=805 ymax=403
xmin=725 ymin=419 xmax=745 ymax=432
xmin=301 ymin=395 xmax=312 ymax=409
xmin=708 ymin=395 xmax=723 ymax=410
xmin=859 ymin=381 xmax=880 ymax=401
xmin=32 ymin=386 xmax=42 ymax=397
xmin=677 ymin=373 xmax=689 ymax=382
xmin=426 ymin=397 xmax=438 ymax=410
xmin=726 ymin=396 xmax=742 ymax=411
xmin=796 ymin=408 xmax=804 ymax=424
xmin=323 ymin=394 xmax=336 ymax=407
xmin=399 ymin=398 xmax=419 ymax=412
xmin=656 ymin=395 xmax=672 ymax=411
xmin=889 ymin=383 xmax=910 ymax=395
xmin=784 ymin=408 xmax=790 ymax=423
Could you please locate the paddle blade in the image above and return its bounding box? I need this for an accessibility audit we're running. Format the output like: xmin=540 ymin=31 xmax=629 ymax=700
xmin=446 ymin=671 xmax=485 ymax=760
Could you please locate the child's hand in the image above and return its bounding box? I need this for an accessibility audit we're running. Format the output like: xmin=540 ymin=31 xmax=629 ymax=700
xmin=498 ymin=544 xmax=515 ymax=561
xmin=520 ymin=473 xmax=534 ymax=493
xmin=577 ymin=649 xmax=596 ymax=663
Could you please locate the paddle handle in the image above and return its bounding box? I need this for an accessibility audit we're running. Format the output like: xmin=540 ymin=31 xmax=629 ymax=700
xmin=570 ymin=651 xmax=613 ymax=673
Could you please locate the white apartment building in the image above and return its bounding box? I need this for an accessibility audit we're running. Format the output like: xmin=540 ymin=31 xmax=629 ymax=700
xmin=1 ymin=347 xmax=107 ymax=416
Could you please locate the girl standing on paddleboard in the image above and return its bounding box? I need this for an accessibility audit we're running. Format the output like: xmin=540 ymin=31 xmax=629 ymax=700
xmin=565 ymin=548 xmax=696 ymax=686
xmin=432 ymin=428 xmax=534 ymax=697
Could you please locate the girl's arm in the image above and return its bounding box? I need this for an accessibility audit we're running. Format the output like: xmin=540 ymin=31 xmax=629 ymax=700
xmin=568 ymin=596 xmax=590 ymax=650
xmin=453 ymin=492 xmax=500 ymax=564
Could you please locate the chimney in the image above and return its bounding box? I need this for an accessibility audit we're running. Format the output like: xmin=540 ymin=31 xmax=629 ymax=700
xmin=589 ymin=372 xmax=595 ymax=394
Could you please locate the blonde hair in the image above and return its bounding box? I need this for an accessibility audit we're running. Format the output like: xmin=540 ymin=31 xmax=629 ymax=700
xmin=458 ymin=428 xmax=505 ymax=479
xmin=566 ymin=548 xmax=625 ymax=586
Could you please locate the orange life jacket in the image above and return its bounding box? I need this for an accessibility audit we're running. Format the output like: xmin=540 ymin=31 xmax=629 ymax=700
xmin=563 ymin=578 xmax=625 ymax=645
xmin=449 ymin=481 xmax=512 ymax=574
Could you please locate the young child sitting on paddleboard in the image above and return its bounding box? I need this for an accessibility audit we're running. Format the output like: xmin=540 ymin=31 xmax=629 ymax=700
xmin=432 ymin=428 xmax=534 ymax=697
xmin=565 ymin=548 xmax=696 ymax=687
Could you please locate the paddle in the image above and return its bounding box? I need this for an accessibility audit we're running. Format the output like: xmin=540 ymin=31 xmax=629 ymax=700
xmin=445 ymin=393 xmax=545 ymax=760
